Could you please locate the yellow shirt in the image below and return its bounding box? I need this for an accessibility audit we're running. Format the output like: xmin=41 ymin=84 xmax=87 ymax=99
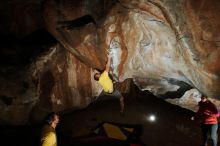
xmin=40 ymin=124 xmax=57 ymax=146
xmin=98 ymin=70 xmax=113 ymax=93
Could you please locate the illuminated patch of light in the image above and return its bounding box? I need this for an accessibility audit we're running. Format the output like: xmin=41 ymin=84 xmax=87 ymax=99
xmin=147 ymin=114 xmax=156 ymax=122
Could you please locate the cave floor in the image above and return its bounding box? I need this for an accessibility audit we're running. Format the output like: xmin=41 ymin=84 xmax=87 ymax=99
xmin=58 ymin=91 xmax=203 ymax=146
xmin=0 ymin=91 xmax=219 ymax=146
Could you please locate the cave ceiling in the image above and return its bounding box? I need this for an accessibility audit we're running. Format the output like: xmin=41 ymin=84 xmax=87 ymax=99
xmin=0 ymin=0 xmax=220 ymax=124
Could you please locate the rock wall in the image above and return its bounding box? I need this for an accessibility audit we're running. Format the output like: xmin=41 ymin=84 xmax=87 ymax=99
xmin=42 ymin=0 xmax=220 ymax=111
xmin=0 ymin=0 xmax=220 ymax=124
xmin=42 ymin=0 xmax=220 ymax=97
xmin=0 ymin=44 xmax=132 ymax=124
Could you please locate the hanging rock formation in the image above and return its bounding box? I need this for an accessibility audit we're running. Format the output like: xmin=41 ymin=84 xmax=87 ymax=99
xmin=0 ymin=0 xmax=220 ymax=124
xmin=42 ymin=0 xmax=220 ymax=97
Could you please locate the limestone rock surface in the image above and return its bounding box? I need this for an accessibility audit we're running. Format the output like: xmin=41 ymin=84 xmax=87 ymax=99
xmin=1 ymin=0 xmax=220 ymax=124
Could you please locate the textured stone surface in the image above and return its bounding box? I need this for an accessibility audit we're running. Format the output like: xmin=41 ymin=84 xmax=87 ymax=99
xmin=28 ymin=44 xmax=99 ymax=123
xmin=42 ymin=0 xmax=220 ymax=97
xmin=0 ymin=0 xmax=220 ymax=124
xmin=41 ymin=0 xmax=220 ymax=97
xmin=0 ymin=44 xmax=132 ymax=124
xmin=166 ymin=88 xmax=220 ymax=112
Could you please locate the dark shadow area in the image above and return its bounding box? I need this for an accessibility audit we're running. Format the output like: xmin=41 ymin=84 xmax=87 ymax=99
xmin=0 ymin=90 xmax=218 ymax=146
xmin=57 ymin=91 xmax=204 ymax=146
xmin=58 ymin=15 xmax=96 ymax=30
xmin=58 ymin=121 xmax=144 ymax=146
xmin=159 ymin=78 xmax=194 ymax=99
xmin=0 ymin=124 xmax=42 ymax=146
xmin=0 ymin=29 xmax=57 ymax=68
xmin=0 ymin=95 xmax=13 ymax=105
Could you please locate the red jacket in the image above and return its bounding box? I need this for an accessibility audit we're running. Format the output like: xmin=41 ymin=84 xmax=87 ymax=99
xmin=195 ymin=100 xmax=219 ymax=124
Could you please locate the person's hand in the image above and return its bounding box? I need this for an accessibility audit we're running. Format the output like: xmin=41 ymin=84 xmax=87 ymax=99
xmin=105 ymin=52 xmax=112 ymax=72
xmin=107 ymin=52 xmax=112 ymax=59
xmin=191 ymin=116 xmax=195 ymax=120
xmin=107 ymin=49 xmax=110 ymax=57
xmin=204 ymin=110 xmax=212 ymax=116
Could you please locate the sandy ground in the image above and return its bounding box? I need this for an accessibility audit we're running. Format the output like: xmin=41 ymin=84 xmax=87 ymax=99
xmin=0 ymin=91 xmax=219 ymax=146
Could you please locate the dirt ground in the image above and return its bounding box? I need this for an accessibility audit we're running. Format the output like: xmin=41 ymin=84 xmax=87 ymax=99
xmin=0 ymin=91 xmax=219 ymax=146
xmin=57 ymin=91 xmax=203 ymax=146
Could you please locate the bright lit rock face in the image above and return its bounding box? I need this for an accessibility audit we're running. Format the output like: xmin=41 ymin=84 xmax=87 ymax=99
xmin=0 ymin=0 xmax=220 ymax=124
xmin=42 ymin=0 xmax=220 ymax=97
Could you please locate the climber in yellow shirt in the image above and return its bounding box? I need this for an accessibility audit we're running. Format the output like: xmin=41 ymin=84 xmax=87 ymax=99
xmin=94 ymin=55 xmax=125 ymax=115
xmin=40 ymin=112 xmax=60 ymax=146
